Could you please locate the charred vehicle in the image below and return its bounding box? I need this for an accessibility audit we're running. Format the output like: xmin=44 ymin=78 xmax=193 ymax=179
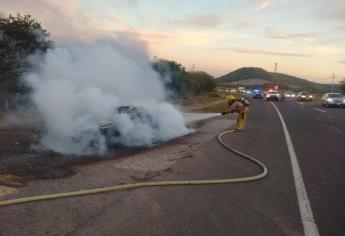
xmin=99 ymin=106 xmax=159 ymax=149
xmin=73 ymin=106 xmax=159 ymax=153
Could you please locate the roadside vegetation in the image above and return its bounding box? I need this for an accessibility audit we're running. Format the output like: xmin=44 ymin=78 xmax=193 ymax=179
xmin=191 ymin=100 xmax=228 ymax=113
xmin=0 ymin=14 xmax=52 ymax=111
xmin=152 ymin=58 xmax=216 ymax=98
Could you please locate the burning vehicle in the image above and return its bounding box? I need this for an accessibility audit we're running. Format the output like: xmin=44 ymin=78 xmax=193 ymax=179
xmin=72 ymin=106 xmax=160 ymax=153
xmin=100 ymin=106 xmax=159 ymax=148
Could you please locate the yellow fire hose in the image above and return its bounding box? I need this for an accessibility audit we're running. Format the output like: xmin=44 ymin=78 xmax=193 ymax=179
xmin=0 ymin=130 xmax=268 ymax=207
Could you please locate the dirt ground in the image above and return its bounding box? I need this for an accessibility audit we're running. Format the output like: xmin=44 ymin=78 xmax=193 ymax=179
xmin=0 ymin=93 xmax=228 ymax=184
xmin=0 ymin=112 xmax=234 ymax=203
xmin=0 ymin=110 xmax=225 ymax=186
xmin=0 ymin=92 xmax=231 ymax=202
xmin=0 ymin=111 xmax=145 ymax=185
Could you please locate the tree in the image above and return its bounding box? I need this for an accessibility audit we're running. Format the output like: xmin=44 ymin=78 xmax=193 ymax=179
xmin=183 ymin=71 xmax=216 ymax=96
xmin=340 ymin=79 xmax=345 ymax=94
xmin=152 ymin=58 xmax=216 ymax=98
xmin=152 ymin=58 xmax=186 ymax=98
xmin=0 ymin=14 xmax=52 ymax=110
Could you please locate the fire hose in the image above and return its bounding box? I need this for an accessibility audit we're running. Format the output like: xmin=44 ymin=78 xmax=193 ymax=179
xmin=0 ymin=129 xmax=268 ymax=207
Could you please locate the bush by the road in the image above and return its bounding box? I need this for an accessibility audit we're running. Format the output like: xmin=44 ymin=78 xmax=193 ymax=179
xmin=0 ymin=14 xmax=52 ymax=110
xmin=152 ymin=58 xmax=216 ymax=98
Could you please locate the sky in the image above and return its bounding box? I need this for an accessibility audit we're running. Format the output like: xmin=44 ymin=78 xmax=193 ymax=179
xmin=1 ymin=0 xmax=345 ymax=83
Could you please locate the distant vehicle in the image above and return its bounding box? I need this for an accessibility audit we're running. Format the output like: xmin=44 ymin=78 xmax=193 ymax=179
xmin=297 ymin=92 xmax=313 ymax=101
xmin=237 ymin=86 xmax=245 ymax=92
xmin=239 ymin=89 xmax=251 ymax=95
xmin=284 ymin=92 xmax=296 ymax=99
xmin=321 ymin=93 xmax=345 ymax=107
xmin=253 ymin=90 xmax=263 ymax=99
xmin=265 ymin=90 xmax=280 ymax=101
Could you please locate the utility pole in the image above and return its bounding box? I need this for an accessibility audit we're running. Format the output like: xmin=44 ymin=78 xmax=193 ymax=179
xmin=274 ymin=62 xmax=278 ymax=73
xmin=330 ymin=73 xmax=344 ymax=92
xmin=331 ymin=73 xmax=335 ymax=92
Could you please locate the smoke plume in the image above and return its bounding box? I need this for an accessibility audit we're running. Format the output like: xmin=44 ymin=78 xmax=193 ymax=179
xmin=25 ymin=35 xmax=190 ymax=155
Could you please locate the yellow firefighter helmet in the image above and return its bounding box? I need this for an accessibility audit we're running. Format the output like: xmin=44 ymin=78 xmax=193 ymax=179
xmin=227 ymin=94 xmax=236 ymax=101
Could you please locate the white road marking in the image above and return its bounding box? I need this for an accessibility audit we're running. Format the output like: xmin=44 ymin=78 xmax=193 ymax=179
xmin=313 ymin=108 xmax=326 ymax=113
xmin=271 ymin=102 xmax=320 ymax=236
xmin=298 ymin=102 xmax=303 ymax=105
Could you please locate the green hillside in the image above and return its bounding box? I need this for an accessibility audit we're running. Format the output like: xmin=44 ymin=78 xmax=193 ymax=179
xmin=217 ymin=67 xmax=273 ymax=82
xmin=217 ymin=67 xmax=334 ymax=93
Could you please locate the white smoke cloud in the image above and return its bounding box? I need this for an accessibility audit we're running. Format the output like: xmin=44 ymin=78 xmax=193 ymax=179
xmin=259 ymin=0 xmax=271 ymax=9
xmin=24 ymin=35 xmax=190 ymax=155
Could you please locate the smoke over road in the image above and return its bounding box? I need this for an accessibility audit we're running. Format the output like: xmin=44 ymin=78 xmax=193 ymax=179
xmin=25 ymin=36 xmax=190 ymax=155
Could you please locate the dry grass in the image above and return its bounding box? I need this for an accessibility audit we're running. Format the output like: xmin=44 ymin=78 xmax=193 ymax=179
xmin=191 ymin=100 xmax=229 ymax=113
xmin=176 ymin=92 xmax=225 ymax=106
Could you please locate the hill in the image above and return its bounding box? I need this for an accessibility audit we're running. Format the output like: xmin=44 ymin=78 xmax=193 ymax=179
xmin=217 ymin=67 xmax=334 ymax=93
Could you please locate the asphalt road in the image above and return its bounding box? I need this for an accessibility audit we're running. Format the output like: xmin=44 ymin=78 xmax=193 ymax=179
xmin=274 ymin=99 xmax=345 ymax=236
xmin=0 ymin=99 xmax=344 ymax=236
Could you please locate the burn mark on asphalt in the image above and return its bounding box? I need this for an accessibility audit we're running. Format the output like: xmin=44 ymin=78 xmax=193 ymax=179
xmin=168 ymin=153 xmax=194 ymax=161
xmin=130 ymin=172 xmax=160 ymax=181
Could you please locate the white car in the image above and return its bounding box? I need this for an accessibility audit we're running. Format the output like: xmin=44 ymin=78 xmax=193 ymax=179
xmin=265 ymin=91 xmax=280 ymax=101
xmin=297 ymin=92 xmax=313 ymax=101
xmin=284 ymin=92 xmax=296 ymax=99
xmin=321 ymin=93 xmax=345 ymax=107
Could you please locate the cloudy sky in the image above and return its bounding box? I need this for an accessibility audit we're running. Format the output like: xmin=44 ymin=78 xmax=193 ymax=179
xmin=1 ymin=0 xmax=345 ymax=83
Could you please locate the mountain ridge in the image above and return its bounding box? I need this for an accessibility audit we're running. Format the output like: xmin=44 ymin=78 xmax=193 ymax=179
xmin=216 ymin=67 xmax=335 ymax=92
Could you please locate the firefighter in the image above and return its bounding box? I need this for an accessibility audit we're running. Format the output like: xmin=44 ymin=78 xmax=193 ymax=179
xmin=222 ymin=95 xmax=251 ymax=131
xmin=227 ymin=94 xmax=236 ymax=106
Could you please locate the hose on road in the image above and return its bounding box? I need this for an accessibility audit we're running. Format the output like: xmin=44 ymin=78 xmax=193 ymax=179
xmin=0 ymin=130 xmax=268 ymax=207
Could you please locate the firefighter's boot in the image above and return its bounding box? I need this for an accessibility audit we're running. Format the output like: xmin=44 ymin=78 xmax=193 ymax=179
xmin=236 ymin=112 xmax=247 ymax=130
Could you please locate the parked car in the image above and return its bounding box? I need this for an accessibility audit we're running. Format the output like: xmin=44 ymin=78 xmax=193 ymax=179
xmin=321 ymin=93 xmax=345 ymax=107
xmin=297 ymin=92 xmax=313 ymax=101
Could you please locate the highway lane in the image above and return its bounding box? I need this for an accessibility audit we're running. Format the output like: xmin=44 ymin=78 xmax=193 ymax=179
xmin=273 ymin=100 xmax=345 ymax=236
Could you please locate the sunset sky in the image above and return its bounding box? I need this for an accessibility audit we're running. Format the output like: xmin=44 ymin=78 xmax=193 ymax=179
xmin=1 ymin=0 xmax=345 ymax=83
